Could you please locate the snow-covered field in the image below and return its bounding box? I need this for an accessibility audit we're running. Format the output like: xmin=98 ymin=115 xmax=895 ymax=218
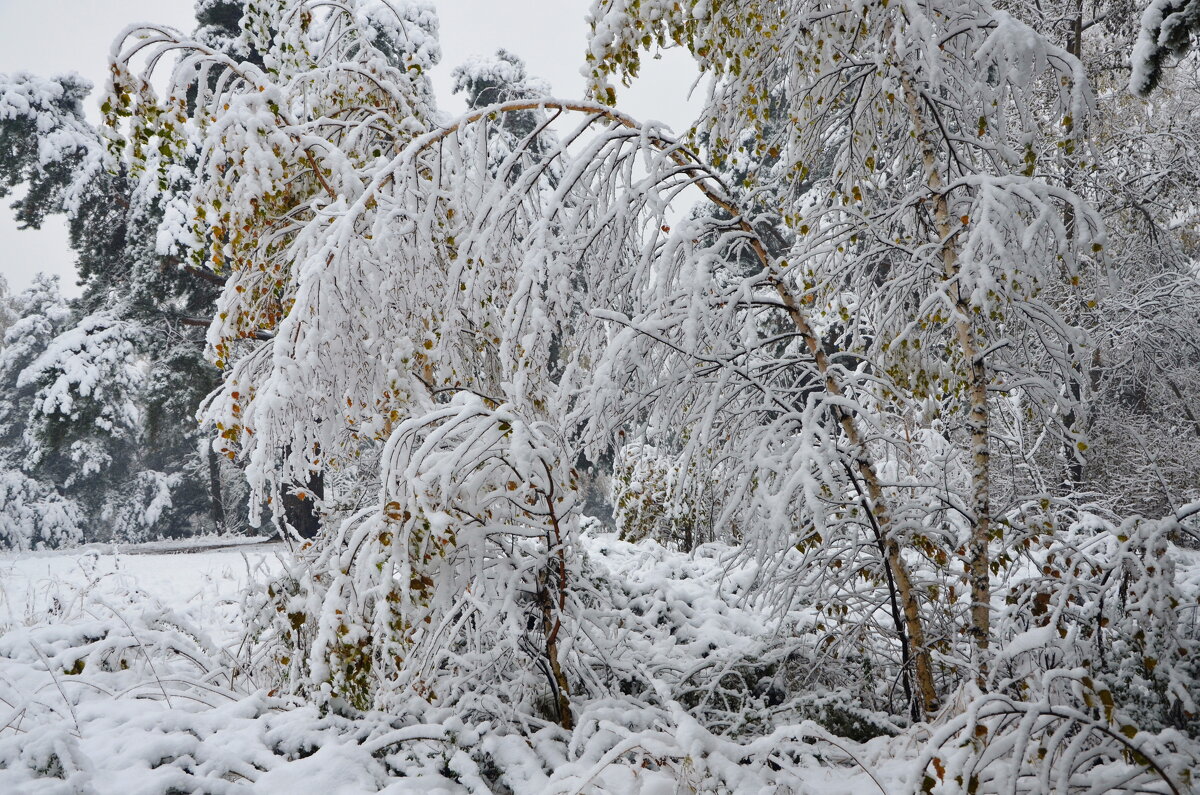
xmin=0 ymin=540 xmax=294 ymax=793
xmin=0 ymin=539 xmax=281 ymax=632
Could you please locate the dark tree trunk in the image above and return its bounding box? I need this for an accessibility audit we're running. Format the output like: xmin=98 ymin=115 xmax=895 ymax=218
xmin=207 ymin=448 xmax=226 ymax=533
xmin=282 ymin=470 xmax=324 ymax=539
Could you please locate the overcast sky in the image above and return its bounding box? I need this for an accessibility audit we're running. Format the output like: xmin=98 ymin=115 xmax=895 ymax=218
xmin=0 ymin=0 xmax=699 ymax=298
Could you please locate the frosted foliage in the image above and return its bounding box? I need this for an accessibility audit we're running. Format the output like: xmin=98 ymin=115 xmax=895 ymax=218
xmin=0 ymin=276 xmax=72 ymax=370
xmin=105 ymin=0 xmax=592 ymax=715
xmin=452 ymin=49 xmax=551 ymax=106
xmin=193 ymin=0 xmax=256 ymax=62
xmin=0 ymin=72 xmax=103 ymax=222
xmin=17 ymin=312 xmax=142 ymax=467
xmin=610 ymin=443 xmax=727 ymax=548
xmin=0 ymin=469 xmax=82 ymax=550
xmin=357 ymin=0 xmax=441 ymax=69
xmin=0 ymin=277 xmax=83 ymax=551
xmin=1131 ymin=0 xmax=1200 ymax=95
xmin=90 ymin=470 xmax=182 ymax=544
xmin=296 ymin=397 xmax=584 ymax=714
xmin=580 ymin=0 xmax=1108 ymax=690
xmin=0 ymin=276 xmax=72 ymax=469
xmin=0 ymin=268 xmax=188 ymax=546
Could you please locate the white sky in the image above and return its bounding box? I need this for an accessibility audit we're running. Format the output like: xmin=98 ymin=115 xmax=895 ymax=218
xmin=0 ymin=0 xmax=699 ymax=298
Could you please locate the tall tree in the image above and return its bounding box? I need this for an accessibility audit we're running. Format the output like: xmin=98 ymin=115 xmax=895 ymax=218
xmin=0 ymin=2 xmax=274 ymax=545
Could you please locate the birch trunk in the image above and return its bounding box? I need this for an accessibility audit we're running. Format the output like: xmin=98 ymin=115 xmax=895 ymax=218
xmin=901 ymin=72 xmax=992 ymax=688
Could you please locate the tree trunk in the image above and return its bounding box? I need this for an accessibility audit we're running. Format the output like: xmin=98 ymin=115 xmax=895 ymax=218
xmin=540 ymin=476 xmax=574 ymax=730
xmin=282 ymin=470 xmax=324 ymax=540
xmin=1061 ymin=0 xmax=1089 ymax=493
xmin=207 ymin=448 xmax=226 ymax=534
xmin=770 ymin=278 xmax=942 ymax=716
xmin=901 ymin=70 xmax=992 ymax=689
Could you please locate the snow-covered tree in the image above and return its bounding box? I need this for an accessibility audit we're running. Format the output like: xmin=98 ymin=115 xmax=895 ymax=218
xmin=0 ymin=469 xmax=83 ymax=550
xmin=101 ymin=0 xmax=1199 ymax=788
xmin=1131 ymin=0 xmax=1200 ymax=94
xmin=451 ymin=48 xmax=556 ymax=166
xmin=0 ymin=2 xmax=270 ymax=545
xmin=0 ymin=276 xmax=84 ymax=549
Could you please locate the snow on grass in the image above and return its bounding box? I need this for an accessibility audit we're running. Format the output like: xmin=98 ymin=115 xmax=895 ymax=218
xmin=2 ymin=532 xmax=1193 ymax=793
xmin=0 ymin=538 xmax=281 ymax=634
xmin=0 ymin=535 xmax=897 ymax=793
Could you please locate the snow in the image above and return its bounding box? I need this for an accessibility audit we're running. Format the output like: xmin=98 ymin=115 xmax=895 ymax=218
xmin=0 ymin=538 xmax=280 ymax=631
xmin=0 ymin=526 xmax=1197 ymax=793
xmin=5 ymin=0 xmax=1200 ymax=791
xmin=0 ymin=536 xmax=908 ymax=793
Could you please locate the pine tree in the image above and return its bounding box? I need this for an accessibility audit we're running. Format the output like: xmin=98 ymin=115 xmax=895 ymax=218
xmin=0 ymin=2 xmax=270 ymax=545
xmin=1131 ymin=0 xmax=1200 ymax=94
xmin=0 ymin=275 xmax=84 ymax=549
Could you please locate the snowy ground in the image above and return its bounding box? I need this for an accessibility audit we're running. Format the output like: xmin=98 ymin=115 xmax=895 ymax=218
xmin=0 ymin=536 xmax=1194 ymax=793
xmin=0 ymin=539 xmax=293 ymax=794
xmin=0 ymin=538 xmax=282 ymax=633
xmin=0 ymin=536 xmax=894 ymax=793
